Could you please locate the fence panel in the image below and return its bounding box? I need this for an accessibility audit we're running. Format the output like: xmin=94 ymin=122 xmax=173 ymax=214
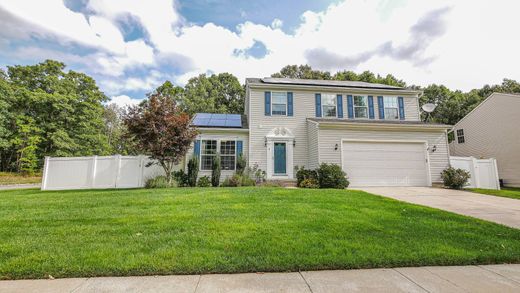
xmin=450 ymin=156 xmax=500 ymax=190
xmin=42 ymin=155 xmax=172 ymax=190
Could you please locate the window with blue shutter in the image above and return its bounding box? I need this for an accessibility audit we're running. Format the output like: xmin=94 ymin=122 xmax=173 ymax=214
xmin=194 ymin=140 xmax=201 ymax=157
xmin=336 ymin=94 xmax=343 ymax=118
xmin=347 ymin=95 xmax=354 ymax=118
xmin=287 ymin=92 xmax=293 ymax=116
xmin=398 ymin=96 xmax=405 ymax=120
xmin=315 ymin=93 xmax=322 ymax=117
xmin=368 ymin=96 xmax=375 ymax=119
xmin=377 ymin=96 xmax=385 ymax=119
xmin=264 ymin=92 xmax=271 ymax=116
xmin=236 ymin=140 xmax=243 ymax=156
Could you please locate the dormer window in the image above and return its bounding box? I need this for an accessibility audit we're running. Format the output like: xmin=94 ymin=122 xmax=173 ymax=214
xmin=271 ymin=92 xmax=287 ymax=115
xmin=322 ymin=94 xmax=337 ymax=118
xmin=354 ymin=96 xmax=368 ymax=118
xmin=383 ymin=97 xmax=399 ymax=120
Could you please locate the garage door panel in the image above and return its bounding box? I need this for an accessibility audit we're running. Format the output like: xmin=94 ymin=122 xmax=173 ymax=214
xmin=342 ymin=141 xmax=429 ymax=187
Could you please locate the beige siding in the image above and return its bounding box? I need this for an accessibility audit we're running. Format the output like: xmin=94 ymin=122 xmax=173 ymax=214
xmin=307 ymin=120 xmax=320 ymax=169
xmin=186 ymin=129 xmax=249 ymax=181
xmin=248 ymin=87 xmax=421 ymax=175
xmin=450 ymin=93 xmax=520 ymax=187
xmin=318 ymin=127 xmax=449 ymax=183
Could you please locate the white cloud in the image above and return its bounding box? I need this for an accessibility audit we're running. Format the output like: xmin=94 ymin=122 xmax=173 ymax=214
xmin=107 ymin=95 xmax=142 ymax=107
xmin=271 ymin=18 xmax=283 ymax=29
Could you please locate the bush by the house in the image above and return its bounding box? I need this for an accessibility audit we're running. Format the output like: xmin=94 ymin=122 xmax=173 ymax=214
xmin=317 ymin=163 xmax=349 ymax=189
xmin=295 ymin=166 xmax=318 ymax=187
xmin=236 ymin=154 xmax=247 ymax=175
xmin=187 ymin=156 xmax=199 ymax=187
xmin=145 ymin=176 xmax=176 ymax=188
xmin=441 ymin=167 xmax=471 ymax=189
xmin=250 ymin=163 xmax=266 ymax=184
xmin=197 ymin=176 xmax=211 ymax=187
xmin=221 ymin=173 xmax=256 ymax=187
xmin=211 ymin=154 xmax=221 ymax=187
xmin=300 ymin=178 xmax=319 ymax=188
xmin=172 ymin=170 xmax=189 ymax=187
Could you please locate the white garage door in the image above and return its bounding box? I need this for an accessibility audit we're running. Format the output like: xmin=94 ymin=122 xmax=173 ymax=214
xmin=342 ymin=141 xmax=429 ymax=187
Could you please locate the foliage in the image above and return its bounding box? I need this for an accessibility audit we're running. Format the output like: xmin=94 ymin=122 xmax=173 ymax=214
xmin=299 ymin=178 xmax=319 ymax=189
xmin=211 ymin=154 xmax=221 ymax=187
xmin=441 ymin=167 xmax=471 ymax=189
xmin=123 ymin=94 xmax=197 ymax=184
xmin=103 ymin=104 xmax=135 ymax=155
xmin=172 ymin=170 xmax=189 ymax=187
xmin=221 ymin=173 xmax=256 ymax=187
xmin=249 ymin=163 xmax=266 ymax=184
xmin=295 ymin=166 xmax=318 ymax=187
xmin=0 ymin=60 xmax=110 ymax=172
xmin=0 ymin=172 xmax=41 ymax=185
xmin=317 ymin=163 xmax=349 ymax=189
xmin=197 ymin=176 xmax=211 ymax=187
xmin=187 ymin=156 xmax=199 ymax=187
xmin=236 ymin=153 xmax=246 ymax=175
xmin=144 ymin=175 xmax=176 ymax=189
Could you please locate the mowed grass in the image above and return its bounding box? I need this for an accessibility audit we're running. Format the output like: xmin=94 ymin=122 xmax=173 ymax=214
xmin=469 ymin=187 xmax=520 ymax=200
xmin=0 ymin=172 xmax=41 ymax=185
xmin=0 ymin=187 xmax=519 ymax=280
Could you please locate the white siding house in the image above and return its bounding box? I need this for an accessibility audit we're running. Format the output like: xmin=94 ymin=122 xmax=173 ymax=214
xmin=449 ymin=93 xmax=520 ymax=187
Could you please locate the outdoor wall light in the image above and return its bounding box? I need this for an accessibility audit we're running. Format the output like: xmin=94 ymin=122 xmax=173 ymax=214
xmin=334 ymin=143 xmax=339 ymax=151
xmin=293 ymin=140 xmax=296 ymax=147
xmin=428 ymin=145 xmax=437 ymax=153
xmin=264 ymin=137 xmax=267 ymax=147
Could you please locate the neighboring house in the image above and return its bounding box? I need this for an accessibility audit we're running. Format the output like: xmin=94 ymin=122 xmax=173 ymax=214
xmin=188 ymin=78 xmax=451 ymax=187
xmin=449 ymin=93 xmax=520 ymax=187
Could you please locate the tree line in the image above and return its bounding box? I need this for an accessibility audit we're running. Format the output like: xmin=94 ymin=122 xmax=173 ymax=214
xmin=1 ymin=60 xmax=518 ymax=173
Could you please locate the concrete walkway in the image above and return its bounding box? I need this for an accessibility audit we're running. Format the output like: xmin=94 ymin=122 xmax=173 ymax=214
xmin=358 ymin=187 xmax=520 ymax=229
xmin=1 ymin=264 xmax=519 ymax=292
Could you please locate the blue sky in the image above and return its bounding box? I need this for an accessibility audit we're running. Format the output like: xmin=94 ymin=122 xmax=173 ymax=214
xmin=0 ymin=0 xmax=519 ymax=107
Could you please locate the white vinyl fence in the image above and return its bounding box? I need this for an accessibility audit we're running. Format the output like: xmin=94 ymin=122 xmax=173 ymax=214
xmin=41 ymin=155 xmax=170 ymax=190
xmin=450 ymin=156 xmax=500 ymax=190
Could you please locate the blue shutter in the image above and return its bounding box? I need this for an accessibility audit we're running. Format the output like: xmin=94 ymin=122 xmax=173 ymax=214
xmin=315 ymin=93 xmax=322 ymax=117
xmin=347 ymin=95 xmax=354 ymax=118
xmin=264 ymin=92 xmax=271 ymax=116
xmin=287 ymin=92 xmax=293 ymax=116
xmin=194 ymin=140 xmax=201 ymax=157
xmin=336 ymin=94 xmax=343 ymax=118
xmin=398 ymin=96 xmax=405 ymax=120
xmin=236 ymin=140 xmax=243 ymax=156
xmin=368 ymin=96 xmax=375 ymax=119
xmin=377 ymin=96 xmax=385 ymax=119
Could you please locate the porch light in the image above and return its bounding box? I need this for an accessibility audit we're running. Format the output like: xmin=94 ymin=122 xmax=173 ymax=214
xmin=334 ymin=143 xmax=339 ymax=151
xmin=293 ymin=139 xmax=296 ymax=147
xmin=264 ymin=137 xmax=267 ymax=147
xmin=430 ymin=145 xmax=437 ymax=153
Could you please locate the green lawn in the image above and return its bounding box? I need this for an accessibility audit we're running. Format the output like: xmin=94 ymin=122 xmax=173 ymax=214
xmin=0 ymin=172 xmax=41 ymax=185
xmin=1 ymin=187 xmax=519 ymax=280
xmin=469 ymin=187 xmax=520 ymax=200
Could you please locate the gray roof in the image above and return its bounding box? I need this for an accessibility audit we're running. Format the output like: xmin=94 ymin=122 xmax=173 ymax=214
xmin=308 ymin=118 xmax=451 ymax=128
xmin=246 ymin=77 xmax=406 ymax=90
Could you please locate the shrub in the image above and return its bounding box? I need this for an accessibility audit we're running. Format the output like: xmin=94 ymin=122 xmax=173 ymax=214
xmin=317 ymin=163 xmax=349 ymax=189
xmin=197 ymin=176 xmax=211 ymax=187
xmin=172 ymin=170 xmax=189 ymax=187
xmin=145 ymin=176 xmax=176 ymax=188
xmin=250 ymin=163 xmax=266 ymax=184
xmin=441 ymin=167 xmax=471 ymax=189
xmin=211 ymin=154 xmax=221 ymax=187
xmin=187 ymin=156 xmax=199 ymax=187
xmin=295 ymin=166 xmax=318 ymax=187
xmin=221 ymin=173 xmax=256 ymax=187
xmin=300 ymin=178 xmax=319 ymax=188
xmin=236 ymin=154 xmax=247 ymax=175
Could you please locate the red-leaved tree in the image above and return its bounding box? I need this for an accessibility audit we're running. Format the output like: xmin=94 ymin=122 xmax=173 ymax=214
xmin=123 ymin=94 xmax=197 ymax=184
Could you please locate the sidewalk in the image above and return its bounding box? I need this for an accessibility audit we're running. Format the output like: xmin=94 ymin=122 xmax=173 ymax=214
xmin=1 ymin=264 xmax=519 ymax=292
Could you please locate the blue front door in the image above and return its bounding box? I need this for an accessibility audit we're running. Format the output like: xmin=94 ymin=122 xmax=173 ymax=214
xmin=274 ymin=142 xmax=287 ymax=174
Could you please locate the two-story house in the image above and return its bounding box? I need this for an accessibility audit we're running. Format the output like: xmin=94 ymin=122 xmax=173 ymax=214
xmin=189 ymin=78 xmax=451 ymax=187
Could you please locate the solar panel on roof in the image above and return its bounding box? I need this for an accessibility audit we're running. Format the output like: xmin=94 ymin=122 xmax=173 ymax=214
xmin=193 ymin=113 xmax=242 ymax=128
xmin=196 ymin=113 xmax=212 ymax=119
xmin=225 ymin=119 xmax=242 ymax=127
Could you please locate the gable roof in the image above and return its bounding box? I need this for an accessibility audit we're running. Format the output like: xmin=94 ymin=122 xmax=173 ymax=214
xmin=246 ymin=77 xmax=407 ymax=90
xmin=452 ymin=92 xmax=520 ymax=128
xmin=191 ymin=113 xmax=248 ymax=129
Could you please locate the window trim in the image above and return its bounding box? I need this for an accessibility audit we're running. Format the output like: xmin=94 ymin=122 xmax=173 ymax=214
xmin=199 ymin=139 xmax=237 ymax=171
xmin=353 ymin=95 xmax=369 ymax=119
xmin=321 ymin=93 xmax=338 ymax=118
xmin=383 ymin=96 xmax=399 ymax=120
xmin=456 ymin=129 xmax=465 ymax=144
xmin=270 ymin=91 xmax=288 ymax=116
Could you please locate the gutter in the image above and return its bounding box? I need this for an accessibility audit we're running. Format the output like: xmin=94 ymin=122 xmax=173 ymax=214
xmin=247 ymin=83 xmax=421 ymax=96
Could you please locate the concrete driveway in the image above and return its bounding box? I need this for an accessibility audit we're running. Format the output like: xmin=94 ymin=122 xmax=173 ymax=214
xmin=358 ymin=187 xmax=520 ymax=229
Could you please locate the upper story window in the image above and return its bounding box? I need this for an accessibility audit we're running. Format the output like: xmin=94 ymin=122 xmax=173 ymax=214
xmin=354 ymin=95 xmax=368 ymax=118
xmin=322 ymin=94 xmax=337 ymax=118
xmin=220 ymin=140 xmax=236 ymax=170
xmin=456 ymin=129 xmax=465 ymax=144
xmin=201 ymin=140 xmax=217 ymax=170
xmin=383 ymin=97 xmax=399 ymax=120
xmin=271 ymin=92 xmax=287 ymax=115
